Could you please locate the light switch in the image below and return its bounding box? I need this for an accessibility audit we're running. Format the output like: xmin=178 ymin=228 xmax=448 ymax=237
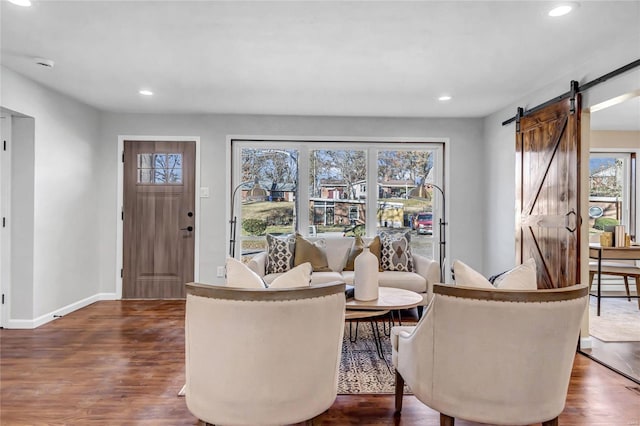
xmin=200 ymin=187 xmax=210 ymax=198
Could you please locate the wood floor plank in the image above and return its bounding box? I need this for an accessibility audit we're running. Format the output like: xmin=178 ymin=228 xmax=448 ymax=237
xmin=1 ymin=300 xmax=639 ymax=425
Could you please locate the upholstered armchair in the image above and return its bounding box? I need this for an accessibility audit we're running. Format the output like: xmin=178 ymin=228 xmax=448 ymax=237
xmin=392 ymin=283 xmax=588 ymax=426
xmin=185 ymin=282 xmax=346 ymax=426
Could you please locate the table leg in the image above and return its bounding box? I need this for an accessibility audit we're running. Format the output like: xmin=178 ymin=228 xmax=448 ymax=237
xmin=370 ymin=320 xmax=392 ymax=373
xmin=350 ymin=320 xmax=361 ymax=343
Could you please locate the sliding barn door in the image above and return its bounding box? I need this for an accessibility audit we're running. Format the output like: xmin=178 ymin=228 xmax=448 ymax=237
xmin=516 ymin=97 xmax=581 ymax=289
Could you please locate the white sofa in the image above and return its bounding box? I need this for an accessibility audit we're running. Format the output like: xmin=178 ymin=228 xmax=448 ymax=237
xmin=247 ymin=236 xmax=440 ymax=307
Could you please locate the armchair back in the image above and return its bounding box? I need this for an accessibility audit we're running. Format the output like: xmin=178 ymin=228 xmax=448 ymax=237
xmin=393 ymin=283 xmax=588 ymax=425
xmin=185 ymin=282 xmax=346 ymax=426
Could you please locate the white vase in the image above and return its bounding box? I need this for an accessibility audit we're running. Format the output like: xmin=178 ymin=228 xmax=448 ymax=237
xmin=354 ymin=246 xmax=379 ymax=301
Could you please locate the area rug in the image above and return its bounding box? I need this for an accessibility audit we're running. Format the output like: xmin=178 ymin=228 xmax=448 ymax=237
xmin=338 ymin=321 xmax=413 ymax=394
xmin=589 ymin=296 xmax=640 ymax=342
xmin=178 ymin=320 xmax=414 ymax=396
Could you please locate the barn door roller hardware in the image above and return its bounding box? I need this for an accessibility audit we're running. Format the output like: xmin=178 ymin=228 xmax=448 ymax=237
xmin=502 ymin=58 xmax=640 ymax=126
xmin=569 ymin=80 xmax=579 ymax=114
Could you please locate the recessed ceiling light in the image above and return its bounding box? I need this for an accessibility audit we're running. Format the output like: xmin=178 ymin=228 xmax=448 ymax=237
xmin=8 ymin=0 xmax=31 ymax=6
xmin=549 ymin=3 xmax=578 ymax=17
xmin=34 ymin=57 xmax=54 ymax=68
xmin=139 ymin=89 xmax=153 ymax=96
xmin=438 ymin=95 xmax=452 ymax=101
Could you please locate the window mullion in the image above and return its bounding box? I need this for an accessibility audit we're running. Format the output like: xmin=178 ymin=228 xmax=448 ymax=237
xmin=366 ymin=148 xmax=378 ymax=237
xmin=298 ymin=144 xmax=310 ymax=236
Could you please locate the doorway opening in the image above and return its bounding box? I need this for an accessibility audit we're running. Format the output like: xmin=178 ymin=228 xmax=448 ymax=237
xmin=580 ymin=91 xmax=640 ymax=384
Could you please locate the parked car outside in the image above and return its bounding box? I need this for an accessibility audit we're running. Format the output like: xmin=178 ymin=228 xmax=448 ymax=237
xmin=413 ymin=212 xmax=433 ymax=235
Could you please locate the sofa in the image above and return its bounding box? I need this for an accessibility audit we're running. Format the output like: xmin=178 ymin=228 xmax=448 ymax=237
xmin=247 ymin=235 xmax=441 ymax=307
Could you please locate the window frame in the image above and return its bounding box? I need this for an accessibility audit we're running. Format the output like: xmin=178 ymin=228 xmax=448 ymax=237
xmin=231 ymin=137 xmax=446 ymax=258
xmin=589 ymin=149 xmax=637 ymax=240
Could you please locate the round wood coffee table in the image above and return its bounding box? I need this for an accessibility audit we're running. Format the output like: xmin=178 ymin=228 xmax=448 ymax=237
xmin=346 ymin=287 xmax=423 ymax=311
xmin=345 ymin=287 xmax=422 ymax=361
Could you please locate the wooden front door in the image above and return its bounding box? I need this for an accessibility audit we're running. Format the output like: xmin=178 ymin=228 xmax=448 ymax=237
xmin=516 ymin=97 xmax=581 ymax=289
xmin=123 ymin=140 xmax=196 ymax=298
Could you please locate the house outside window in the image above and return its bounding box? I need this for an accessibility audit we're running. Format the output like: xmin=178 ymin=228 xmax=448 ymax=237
xmin=589 ymin=152 xmax=636 ymax=242
xmin=349 ymin=206 xmax=359 ymax=222
xmin=232 ymin=140 xmax=444 ymax=261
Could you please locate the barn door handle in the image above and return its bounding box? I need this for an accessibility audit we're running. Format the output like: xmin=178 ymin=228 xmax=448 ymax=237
xmin=180 ymin=226 xmax=193 ymax=232
xmin=565 ymin=210 xmax=577 ymax=233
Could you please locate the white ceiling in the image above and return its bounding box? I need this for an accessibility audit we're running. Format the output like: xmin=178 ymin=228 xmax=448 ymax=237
xmin=1 ymin=1 xmax=640 ymax=124
xmin=590 ymin=95 xmax=640 ymax=131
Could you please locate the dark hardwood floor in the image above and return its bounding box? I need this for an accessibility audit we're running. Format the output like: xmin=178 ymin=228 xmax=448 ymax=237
xmin=2 ymin=300 xmax=640 ymax=425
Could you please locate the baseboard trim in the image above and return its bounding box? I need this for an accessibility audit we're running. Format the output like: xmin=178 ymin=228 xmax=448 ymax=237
xmin=4 ymin=293 xmax=118 ymax=329
xmin=580 ymin=336 xmax=593 ymax=349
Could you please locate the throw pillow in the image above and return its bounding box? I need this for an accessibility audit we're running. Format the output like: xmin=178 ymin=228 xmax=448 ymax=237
xmin=268 ymin=262 xmax=313 ymax=289
xmin=293 ymin=233 xmax=332 ymax=272
xmin=493 ymin=258 xmax=537 ymax=290
xmin=451 ymin=260 xmax=494 ymax=289
xmin=380 ymin=232 xmax=414 ymax=272
xmin=343 ymin=236 xmax=383 ymax=272
xmin=265 ymin=234 xmax=296 ymax=274
xmin=225 ymin=257 xmax=266 ymax=289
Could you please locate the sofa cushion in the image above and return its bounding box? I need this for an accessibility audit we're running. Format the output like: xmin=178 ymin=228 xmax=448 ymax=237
xmin=225 ymin=257 xmax=266 ymax=289
xmin=264 ymin=270 xmax=343 ymax=286
xmin=380 ymin=232 xmax=414 ymax=272
xmin=380 ymin=271 xmax=427 ymax=293
xmin=493 ymin=258 xmax=537 ymax=290
xmin=453 ymin=259 xmax=538 ymax=290
xmin=310 ymin=271 xmax=346 ymax=286
xmin=344 ymin=236 xmax=382 ymax=272
xmin=294 ymin=233 xmax=332 ymax=272
xmin=452 ymin=260 xmax=493 ymax=289
xmin=268 ymin=262 xmax=312 ymax=289
xmin=322 ymin=238 xmax=354 ymax=272
xmin=266 ymin=234 xmax=296 ymax=274
xmin=341 ymin=270 xmax=426 ymax=293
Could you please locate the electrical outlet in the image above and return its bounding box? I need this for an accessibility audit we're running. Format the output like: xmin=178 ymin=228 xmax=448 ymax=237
xmin=217 ymin=266 xmax=225 ymax=278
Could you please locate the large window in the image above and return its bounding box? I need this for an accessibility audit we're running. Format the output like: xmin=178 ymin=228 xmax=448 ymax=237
xmin=232 ymin=140 xmax=444 ymax=260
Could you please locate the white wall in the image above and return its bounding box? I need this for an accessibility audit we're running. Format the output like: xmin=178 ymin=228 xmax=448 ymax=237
xmin=1 ymin=67 xmax=102 ymax=325
xmin=98 ymin=114 xmax=485 ymax=289
xmin=6 ymin=45 xmax=636 ymax=324
xmin=2 ymin=65 xmax=485 ymax=324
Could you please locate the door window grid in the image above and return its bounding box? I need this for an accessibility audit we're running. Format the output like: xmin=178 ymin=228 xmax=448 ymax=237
xmin=137 ymin=153 xmax=183 ymax=184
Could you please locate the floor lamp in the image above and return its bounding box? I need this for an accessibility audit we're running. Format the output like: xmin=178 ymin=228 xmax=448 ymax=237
xmin=229 ymin=181 xmax=251 ymax=257
xmin=409 ymin=183 xmax=447 ymax=282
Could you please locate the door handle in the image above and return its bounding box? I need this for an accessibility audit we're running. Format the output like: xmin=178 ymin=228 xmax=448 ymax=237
xmin=565 ymin=209 xmax=577 ymax=233
xmin=180 ymin=226 xmax=193 ymax=232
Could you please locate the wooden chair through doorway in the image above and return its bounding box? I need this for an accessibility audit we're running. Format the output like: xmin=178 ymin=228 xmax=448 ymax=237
xmin=589 ymin=261 xmax=640 ymax=310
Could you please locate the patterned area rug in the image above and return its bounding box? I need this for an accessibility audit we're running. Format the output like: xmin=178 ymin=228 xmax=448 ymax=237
xmin=338 ymin=320 xmax=413 ymax=394
xmin=589 ymin=296 xmax=640 ymax=342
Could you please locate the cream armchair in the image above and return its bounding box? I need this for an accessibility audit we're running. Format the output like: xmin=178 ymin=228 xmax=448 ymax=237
xmin=392 ymin=283 xmax=588 ymax=426
xmin=185 ymin=282 xmax=346 ymax=426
